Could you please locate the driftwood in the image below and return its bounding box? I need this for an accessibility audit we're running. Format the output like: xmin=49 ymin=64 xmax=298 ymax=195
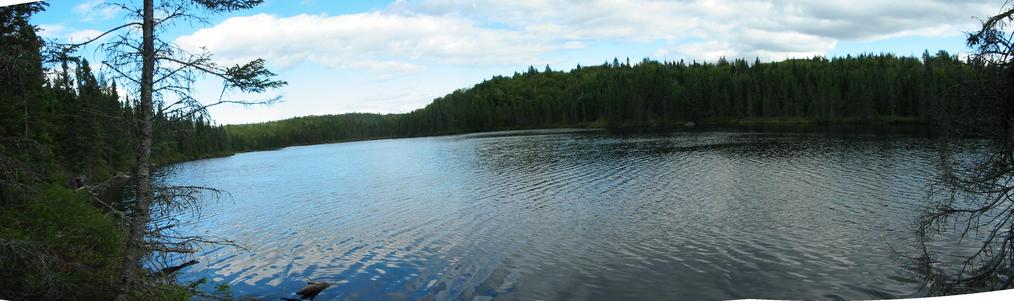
xmin=153 ymin=259 xmax=198 ymax=278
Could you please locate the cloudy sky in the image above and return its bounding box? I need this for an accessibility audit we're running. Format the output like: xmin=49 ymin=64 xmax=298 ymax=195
xmin=32 ymin=0 xmax=1001 ymax=124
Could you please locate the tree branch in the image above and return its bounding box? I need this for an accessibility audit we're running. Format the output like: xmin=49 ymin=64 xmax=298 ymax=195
xmin=53 ymin=22 xmax=142 ymax=50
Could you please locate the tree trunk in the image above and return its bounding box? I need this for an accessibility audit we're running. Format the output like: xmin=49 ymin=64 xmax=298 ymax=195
xmin=21 ymin=76 xmax=28 ymax=139
xmin=115 ymin=0 xmax=154 ymax=299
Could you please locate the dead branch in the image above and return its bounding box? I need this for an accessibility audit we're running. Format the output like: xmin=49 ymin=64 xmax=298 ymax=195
xmin=153 ymin=259 xmax=198 ymax=278
xmin=145 ymin=245 xmax=196 ymax=254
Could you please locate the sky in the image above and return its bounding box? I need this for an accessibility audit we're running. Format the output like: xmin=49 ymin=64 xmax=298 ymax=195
xmin=26 ymin=0 xmax=1003 ymax=125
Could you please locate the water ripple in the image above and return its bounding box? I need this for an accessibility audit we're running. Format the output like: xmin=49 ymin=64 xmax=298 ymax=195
xmin=169 ymin=129 xmax=961 ymax=300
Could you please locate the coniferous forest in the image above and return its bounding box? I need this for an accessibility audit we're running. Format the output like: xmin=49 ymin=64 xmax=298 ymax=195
xmin=1 ymin=4 xmax=229 ymax=299
xmin=0 ymin=1 xmax=1005 ymax=300
xmin=226 ymin=52 xmax=973 ymax=151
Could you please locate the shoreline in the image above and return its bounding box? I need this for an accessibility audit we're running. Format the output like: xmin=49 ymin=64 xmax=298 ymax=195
xmin=177 ymin=116 xmax=935 ymax=164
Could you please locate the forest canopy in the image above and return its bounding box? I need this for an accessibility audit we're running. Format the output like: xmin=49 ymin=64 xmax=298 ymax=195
xmin=0 ymin=1 xmax=994 ymax=299
xmin=226 ymin=51 xmax=972 ymax=152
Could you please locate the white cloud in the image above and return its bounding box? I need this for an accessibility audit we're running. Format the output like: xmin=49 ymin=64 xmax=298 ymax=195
xmin=73 ymin=0 xmax=120 ymax=22
xmin=175 ymin=0 xmax=997 ymax=73
xmin=175 ymin=12 xmax=552 ymax=78
xmin=36 ymin=23 xmax=68 ymax=39
xmin=663 ymin=41 xmax=737 ymax=62
xmin=349 ymin=60 xmax=424 ymax=80
xmin=391 ymin=0 xmax=995 ymax=61
xmin=170 ymin=0 xmax=1002 ymax=124
xmin=66 ymin=29 xmax=105 ymax=44
xmin=36 ymin=23 xmax=108 ymax=45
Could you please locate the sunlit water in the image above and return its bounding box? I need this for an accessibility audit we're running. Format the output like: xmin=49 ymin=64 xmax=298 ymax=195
xmin=170 ymin=129 xmax=956 ymax=300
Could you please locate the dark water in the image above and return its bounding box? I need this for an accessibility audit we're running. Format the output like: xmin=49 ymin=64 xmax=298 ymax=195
xmin=171 ymin=129 xmax=950 ymax=300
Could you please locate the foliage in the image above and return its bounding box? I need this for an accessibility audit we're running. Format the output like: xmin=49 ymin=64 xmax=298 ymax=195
xmin=0 ymin=2 xmax=235 ymax=299
xmin=0 ymin=1 xmax=47 ymax=140
xmin=916 ymin=2 xmax=1014 ymax=294
xmin=0 ymin=185 xmax=124 ymax=300
xmin=226 ymin=52 xmax=973 ymax=152
xmin=52 ymin=0 xmax=284 ymax=299
xmin=0 ymin=0 xmax=1008 ymax=299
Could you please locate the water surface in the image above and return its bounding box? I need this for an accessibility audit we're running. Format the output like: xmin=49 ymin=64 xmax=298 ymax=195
xmin=172 ymin=129 xmax=947 ymax=300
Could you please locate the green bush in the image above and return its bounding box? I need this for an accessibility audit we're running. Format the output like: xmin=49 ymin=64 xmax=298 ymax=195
xmin=0 ymin=185 xmax=125 ymax=300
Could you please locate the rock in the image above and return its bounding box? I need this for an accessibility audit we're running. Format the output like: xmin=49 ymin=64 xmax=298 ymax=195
xmin=294 ymin=280 xmax=331 ymax=300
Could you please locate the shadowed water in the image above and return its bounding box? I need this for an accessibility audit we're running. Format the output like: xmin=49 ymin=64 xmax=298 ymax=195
xmin=170 ymin=129 xmax=949 ymax=300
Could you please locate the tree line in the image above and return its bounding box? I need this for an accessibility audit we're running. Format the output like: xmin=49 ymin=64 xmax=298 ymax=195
xmin=0 ymin=0 xmax=1003 ymax=299
xmin=227 ymin=51 xmax=974 ymax=152
xmin=0 ymin=55 xmax=231 ymax=182
xmin=1 ymin=2 xmax=264 ymax=299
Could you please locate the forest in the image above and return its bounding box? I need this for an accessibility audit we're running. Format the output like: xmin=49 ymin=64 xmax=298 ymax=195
xmin=0 ymin=55 xmax=231 ymax=180
xmin=1 ymin=3 xmax=232 ymax=299
xmin=0 ymin=0 xmax=1007 ymax=300
xmin=226 ymin=52 xmax=974 ymax=151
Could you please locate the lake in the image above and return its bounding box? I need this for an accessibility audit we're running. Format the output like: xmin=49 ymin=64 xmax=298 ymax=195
xmin=170 ymin=128 xmax=953 ymax=300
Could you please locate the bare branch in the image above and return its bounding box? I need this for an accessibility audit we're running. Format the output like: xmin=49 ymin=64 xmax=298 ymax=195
xmin=145 ymin=245 xmax=196 ymax=254
xmin=153 ymin=260 xmax=199 ymax=278
xmin=52 ymin=22 xmax=143 ymax=50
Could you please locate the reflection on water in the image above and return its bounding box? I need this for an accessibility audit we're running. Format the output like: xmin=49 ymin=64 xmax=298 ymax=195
xmin=171 ymin=129 xmax=949 ymax=300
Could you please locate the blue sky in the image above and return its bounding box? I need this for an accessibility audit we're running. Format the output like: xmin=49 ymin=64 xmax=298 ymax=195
xmin=27 ymin=0 xmax=999 ymax=124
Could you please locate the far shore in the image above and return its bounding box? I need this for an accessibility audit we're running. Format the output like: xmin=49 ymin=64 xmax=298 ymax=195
xmin=171 ymin=116 xmax=935 ymax=165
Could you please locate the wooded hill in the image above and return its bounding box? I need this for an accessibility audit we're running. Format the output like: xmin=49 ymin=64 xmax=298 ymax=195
xmin=226 ymin=51 xmax=973 ymax=151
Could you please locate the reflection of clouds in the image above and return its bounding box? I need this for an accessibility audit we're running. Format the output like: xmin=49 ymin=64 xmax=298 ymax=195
xmin=168 ymin=130 xmax=953 ymax=300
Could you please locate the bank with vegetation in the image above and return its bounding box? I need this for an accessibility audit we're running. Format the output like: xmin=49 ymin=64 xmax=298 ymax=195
xmin=0 ymin=0 xmax=1009 ymax=300
xmin=1 ymin=3 xmax=235 ymax=300
xmin=225 ymin=51 xmax=970 ymax=152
